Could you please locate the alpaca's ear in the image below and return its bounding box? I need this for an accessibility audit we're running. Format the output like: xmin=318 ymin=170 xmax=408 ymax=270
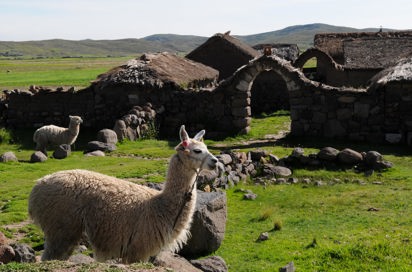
xmin=193 ymin=130 xmax=205 ymax=142
xmin=179 ymin=125 xmax=189 ymax=142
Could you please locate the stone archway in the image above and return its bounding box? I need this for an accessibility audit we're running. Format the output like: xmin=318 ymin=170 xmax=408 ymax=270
xmin=225 ymin=55 xmax=310 ymax=134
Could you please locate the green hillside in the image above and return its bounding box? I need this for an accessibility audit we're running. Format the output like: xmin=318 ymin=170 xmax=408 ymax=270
xmin=0 ymin=23 xmax=391 ymax=58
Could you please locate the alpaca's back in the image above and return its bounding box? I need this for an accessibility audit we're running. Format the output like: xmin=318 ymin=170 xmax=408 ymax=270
xmin=29 ymin=169 xmax=159 ymax=260
xmin=33 ymin=125 xmax=65 ymax=145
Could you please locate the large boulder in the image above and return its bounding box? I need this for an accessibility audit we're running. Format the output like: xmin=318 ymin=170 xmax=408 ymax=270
xmin=179 ymin=191 xmax=227 ymax=258
xmin=337 ymin=148 xmax=363 ymax=165
xmin=317 ymin=147 xmax=340 ymax=161
xmin=53 ymin=144 xmax=71 ymax=159
xmin=97 ymin=129 xmax=118 ymax=145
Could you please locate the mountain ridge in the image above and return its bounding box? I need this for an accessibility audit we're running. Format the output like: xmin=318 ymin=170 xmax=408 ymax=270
xmin=0 ymin=23 xmax=396 ymax=58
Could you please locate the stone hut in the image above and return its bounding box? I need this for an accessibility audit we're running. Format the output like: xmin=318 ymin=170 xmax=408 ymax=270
xmin=186 ymin=32 xmax=260 ymax=81
xmin=368 ymin=54 xmax=412 ymax=145
xmin=294 ymin=31 xmax=412 ymax=88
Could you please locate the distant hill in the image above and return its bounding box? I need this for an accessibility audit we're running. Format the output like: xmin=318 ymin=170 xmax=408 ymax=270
xmin=0 ymin=23 xmax=392 ymax=58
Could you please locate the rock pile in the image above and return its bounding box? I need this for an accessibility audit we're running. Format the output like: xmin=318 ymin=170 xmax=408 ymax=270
xmin=198 ymin=146 xmax=393 ymax=190
xmin=113 ymin=103 xmax=157 ymax=141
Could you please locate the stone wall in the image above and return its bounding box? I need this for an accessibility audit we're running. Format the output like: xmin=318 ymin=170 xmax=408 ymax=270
xmin=2 ymin=55 xmax=412 ymax=144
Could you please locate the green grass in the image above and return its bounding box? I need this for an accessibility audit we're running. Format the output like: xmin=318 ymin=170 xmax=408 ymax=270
xmin=0 ymin=112 xmax=411 ymax=271
xmin=0 ymin=57 xmax=132 ymax=90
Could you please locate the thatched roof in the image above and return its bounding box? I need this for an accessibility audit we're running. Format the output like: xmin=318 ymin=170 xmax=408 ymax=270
xmin=186 ymin=32 xmax=259 ymax=80
xmin=93 ymin=52 xmax=219 ymax=89
xmin=369 ymin=53 xmax=412 ymax=89
xmin=314 ymin=31 xmax=412 ymax=68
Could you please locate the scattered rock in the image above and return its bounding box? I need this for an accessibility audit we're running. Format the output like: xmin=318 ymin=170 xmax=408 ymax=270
xmin=317 ymin=147 xmax=339 ymax=161
xmin=11 ymin=243 xmax=36 ymax=263
xmin=243 ymin=193 xmax=257 ymax=200
xmin=257 ymin=232 xmax=269 ymax=242
xmin=53 ymin=144 xmax=71 ymax=159
xmin=0 ymin=151 xmax=18 ymax=162
xmin=84 ymin=150 xmax=106 ymax=157
xmin=190 ymin=256 xmax=228 ymax=272
xmin=30 ymin=151 xmax=47 ymax=163
xmin=152 ymin=251 xmax=202 ymax=272
xmin=86 ymin=141 xmax=116 ymax=152
xmin=279 ymin=261 xmax=296 ymax=272
xmin=337 ymin=148 xmax=363 ymax=165
xmin=97 ymin=129 xmax=118 ymax=145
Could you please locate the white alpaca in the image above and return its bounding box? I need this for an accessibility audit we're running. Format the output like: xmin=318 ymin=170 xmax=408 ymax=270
xmin=28 ymin=125 xmax=218 ymax=263
xmin=33 ymin=115 xmax=83 ymax=154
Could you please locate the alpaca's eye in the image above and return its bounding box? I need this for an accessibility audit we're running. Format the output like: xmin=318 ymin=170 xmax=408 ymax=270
xmin=193 ymin=149 xmax=202 ymax=154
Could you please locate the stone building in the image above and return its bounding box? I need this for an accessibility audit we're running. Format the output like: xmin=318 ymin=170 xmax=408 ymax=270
xmin=186 ymin=32 xmax=259 ymax=81
xmin=187 ymin=33 xmax=291 ymax=115
xmin=294 ymin=31 xmax=412 ymax=88
xmin=3 ymin=33 xmax=412 ymax=145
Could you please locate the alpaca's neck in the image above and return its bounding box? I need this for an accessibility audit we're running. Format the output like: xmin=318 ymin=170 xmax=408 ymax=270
xmin=163 ymin=154 xmax=198 ymax=195
xmin=68 ymin=122 xmax=80 ymax=136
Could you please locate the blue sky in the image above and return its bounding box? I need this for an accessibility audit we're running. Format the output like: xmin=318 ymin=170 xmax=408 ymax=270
xmin=1 ymin=0 xmax=411 ymax=41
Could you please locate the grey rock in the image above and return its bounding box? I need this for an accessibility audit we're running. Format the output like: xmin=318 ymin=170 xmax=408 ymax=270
xmin=11 ymin=243 xmax=35 ymax=263
xmin=180 ymin=191 xmax=227 ymax=258
xmin=84 ymin=150 xmax=105 ymax=157
xmin=0 ymin=151 xmax=18 ymax=162
xmin=153 ymin=251 xmax=202 ymax=272
xmin=191 ymin=256 xmax=228 ymax=272
xmin=30 ymin=151 xmax=47 ymax=163
xmin=263 ymin=164 xmax=292 ymax=177
xmin=53 ymin=144 xmax=71 ymax=159
xmin=243 ymin=193 xmax=257 ymax=200
xmin=217 ymin=154 xmax=232 ymax=165
xmin=97 ymin=129 xmax=118 ymax=145
xmin=87 ymin=141 xmax=116 ymax=152
xmin=317 ymin=147 xmax=339 ymax=161
xmin=279 ymin=261 xmax=296 ymax=272
xmin=337 ymin=148 xmax=363 ymax=165
xmin=291 ymin=147 xmax=304 ymax=157
xmin=257 ymin=232 xmax=269 ymax=241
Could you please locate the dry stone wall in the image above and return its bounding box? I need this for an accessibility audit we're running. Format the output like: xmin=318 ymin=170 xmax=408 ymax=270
xmin=2 ymin=55 xmax=412 ymax=144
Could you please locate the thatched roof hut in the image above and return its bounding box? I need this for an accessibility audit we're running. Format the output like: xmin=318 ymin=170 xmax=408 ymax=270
xmin=93 ymin=52 xmax=219 ymax=90
xmin=369 ymin=53 xmax=412 ymax=89
xmin=314 ymin=31 xmax=412 ymax=68
xmin=186 ymin=32 xmax=259 ymax=80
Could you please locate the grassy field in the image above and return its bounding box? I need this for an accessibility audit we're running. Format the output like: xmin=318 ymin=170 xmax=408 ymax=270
xmin=0 ymin=58 xmax=410 ymax=271
xmin=0 ymin=112 xmax=411 ymax=271
xmin=0 ymin=57 xmax=133 ymax=90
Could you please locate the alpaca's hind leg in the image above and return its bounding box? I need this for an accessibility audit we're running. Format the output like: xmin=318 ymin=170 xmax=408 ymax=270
xmin=41 ymin=230 xmax=82 ymax=261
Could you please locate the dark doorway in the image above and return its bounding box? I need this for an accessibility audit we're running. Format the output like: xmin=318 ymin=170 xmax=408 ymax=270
xmin=250 ymin=70 xmax=290 ymax=115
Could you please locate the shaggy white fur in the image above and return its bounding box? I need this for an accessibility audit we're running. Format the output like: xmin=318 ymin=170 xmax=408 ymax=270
xmin=33 ymin=115 xmax=83 ymax=154
xmin=28 ymin=125 xmax=218 ymax=263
